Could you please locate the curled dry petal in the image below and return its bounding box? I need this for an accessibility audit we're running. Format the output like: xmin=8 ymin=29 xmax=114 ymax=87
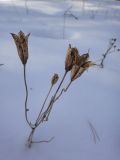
xmin=11 ymin=31 xmax=30 ymax=65
xmin=71 ymin=51 xmax=95 ymax=81
xmin=81 ymin=61 xmax=96 ymax=69
xmin=79 ymin=53 xmax=89 ymax=66
xmin=51 ymin=73 xmax=59 ymax=86
xmin=71 ymin=65 xmax=79 ymax=81
xmin=71 ymin=66 xmax=85 ymax=81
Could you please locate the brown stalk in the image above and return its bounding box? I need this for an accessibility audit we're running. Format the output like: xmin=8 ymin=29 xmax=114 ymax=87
xmin=37 ymin=71 xmax=67 ymax=125
xmin=27 ymin=71 xmax=67 ymax=147
xmin=36 ymin=85 xmax=53 ymax=124
xmin=23 ymin=64 xmax=33 ymax=129
xmin=54 ymin=81 xmax=72 ymax=102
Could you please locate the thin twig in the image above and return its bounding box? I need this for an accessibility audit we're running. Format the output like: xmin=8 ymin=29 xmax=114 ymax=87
xmin=32 ymin=136 xmax=54 ymax=144
xmin=54 ymin=81 xmax=72 ymax=102
xmin=36 ymin=71 xmax=67 ymax=125
xmin=43 ymin=71 xmax=67 ymax=121
xmin=36 ymin=85 xmax=53 ymax=124
xmin=63 ymin=6 xmax=78 ymax=39
xmin=88 ymin=120 xmax=100 ymax=144
xmin=64 ymin=6 xmax=72 ymax=15
xmin=99 ymin=39 xmax=116 ymax=68
xmin=68 ymin=11 xmax=79 ymax=20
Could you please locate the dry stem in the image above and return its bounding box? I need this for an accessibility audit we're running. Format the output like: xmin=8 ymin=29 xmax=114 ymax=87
xmin=27 ymin=71 xmax=68 ymax=147
xmin=88 ymin=121 xmax=100 ymax=144
xmin=99 ymin=39 xmax=117 ymax=68
xmin=23 ymin=64 xmax=33 ymax=129
xmin=36 ymin=85 xmax=53 ymax=123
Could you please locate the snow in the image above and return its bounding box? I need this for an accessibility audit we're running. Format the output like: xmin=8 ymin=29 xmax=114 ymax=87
xmin=0 ymin=0 xmax=120 ymax=160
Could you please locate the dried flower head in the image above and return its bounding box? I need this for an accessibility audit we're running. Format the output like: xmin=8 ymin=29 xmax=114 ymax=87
xmin=71 ymin=47 xmax=80 ymax=66
xmin=71 ymin=65 xmax=80 ymax=81
xmin=79 ymin=53 xmax=89 ymax=66
xmin=81 ymin=61 xmax=96 ymax=69
xmin=11 ymin=31 xmax=30 ymax=65
xmin=51 ymin=73 xmax=59 ymax=86
xmin=71 ymin=66 xmax=85 ymax=81
xmin=65 ymin=44 xmax=80 ymax=72
xmin=71 ymin=52 xmax=95 ymax=81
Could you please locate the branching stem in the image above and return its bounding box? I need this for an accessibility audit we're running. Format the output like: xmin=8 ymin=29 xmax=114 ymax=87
xmin=27 ymin=71 xmax=68 ymax=147
xmin=100 ymin=39 xmax=116 ymax=68
xmin=36 ymin=85 xmax=53 ymax=124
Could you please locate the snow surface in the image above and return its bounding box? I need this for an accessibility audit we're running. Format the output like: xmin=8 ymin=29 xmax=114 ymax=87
xmin=0 ymin=0 xmax=120 ymax=160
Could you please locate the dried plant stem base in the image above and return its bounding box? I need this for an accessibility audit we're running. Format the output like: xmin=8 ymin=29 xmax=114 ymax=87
xmin=26 ymin=72 xmax=68 ymax=148
xmin=27 ymin=128 xmax=35 ymax=148
xmin=27 ymin=127 xmax=54 ymax=148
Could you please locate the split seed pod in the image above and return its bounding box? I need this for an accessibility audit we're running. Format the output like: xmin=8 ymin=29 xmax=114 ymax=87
xmin=81 ymin=61 xmax=96 ymax=69
xmin=71 ymin=66 xmax=85 ymax=81
xmin=51 ymin=73 xmax=59 ymax=86
xmin=71 ymin=65 xmax=80 ymax=81
xmin=11 ymin=31 xmax=30 ymax=65
xmin=71 ymin=48 xmax=80 ymax=66
xmin=71 ymin=52 xmax=95 ymax=81
xmin=79 ymin=53 xmax=89 ymax=66
xmin=65 ymin=45 xmax=80 ymax=72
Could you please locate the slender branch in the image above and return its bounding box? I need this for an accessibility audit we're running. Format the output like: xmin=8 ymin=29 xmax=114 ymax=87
xmin=43 ymin=71 xmax=67 ymax=121
xmin=36 ymin=85 xmax=53 ymax=124
xmin=88 ymin=121 xmax=100 ymax=144
xmin=44 ymin=80 xmax=72 ymax=121
xmin=31 ymin=136 xmax=54 ymax=144
xmin=64 ymin=6 xmax=72 ymax=15
xmin=54 ymin=81 xmax=72 ymax=102
xmin=63 ymin=6 xmax=78 ymax=39
xmin=68 ymin=11 xmax=79 ymax=20
xmin=99 ymin=39 xmax=116 ymax=68
xmin=27 ymin=72 xmax=67 ymax=147
xmin=54 ymin=71 xmax=67 ymax=97
xmin=23 ymin=65 xmax=33 ymax=128
xmin=36 ymin=71 xmax=67 ymax=125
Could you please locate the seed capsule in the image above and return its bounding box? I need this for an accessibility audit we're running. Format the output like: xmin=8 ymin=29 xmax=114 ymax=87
xmin=51 ymin=73 xmax=59 ymax=86
xmin=11 ymin=31 xmax=30 ymax=65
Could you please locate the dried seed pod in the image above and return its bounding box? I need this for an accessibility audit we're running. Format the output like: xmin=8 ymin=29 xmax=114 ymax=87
xmin=71 ymin=48 xmax=80 ymax=66
xmin=65 ymin=45 xmax=74 ymax=72
xmin=71 ymin=65 xmax=80 ymax=81
xmin=65 ymin=45 xmax=80 ymax=72
xmin=79 ymin=53 xmax=89 ymax=66
xmin=11 ymin=31 xmax=30 ymax=65
xmin=71 ymin=51 xmax=95 ymax=81
xmin=82 ymin=61 xmax=96 ymax=69
xmin=51 ymin=73 xmax=59 ymax=86
xmin=71 ymin=66 xmax=85 ymax=81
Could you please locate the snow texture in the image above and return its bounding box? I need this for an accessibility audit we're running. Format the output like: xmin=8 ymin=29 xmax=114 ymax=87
xmin=0 ymin=0 xmax=120 ymax=160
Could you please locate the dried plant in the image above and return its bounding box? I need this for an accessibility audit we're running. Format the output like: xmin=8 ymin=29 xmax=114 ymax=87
xmin=99 ymin=38 xmax=120 ymax=68
xmin=11 ymin=31 xmax=95 ymax=148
